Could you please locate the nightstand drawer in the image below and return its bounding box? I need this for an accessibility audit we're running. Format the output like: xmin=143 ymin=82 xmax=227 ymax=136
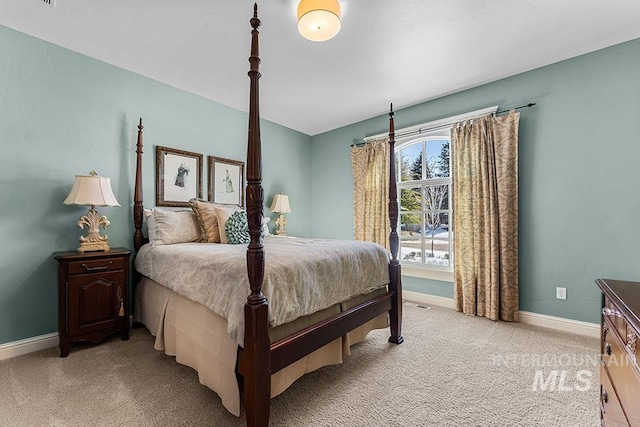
xmin=68 ymin=257 xmax=126 ymax=275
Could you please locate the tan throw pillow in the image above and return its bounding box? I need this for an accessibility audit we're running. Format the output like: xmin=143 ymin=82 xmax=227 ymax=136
xmin=214 ymin=205 xmax=243 ymax=244
xmin=152 ymin=208 xmax=200 ymax=246
xmin=189 ymin=199 xmax=223 ymax=243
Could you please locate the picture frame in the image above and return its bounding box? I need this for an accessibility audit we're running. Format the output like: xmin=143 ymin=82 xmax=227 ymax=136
xmin=208 ymin=156 xmax=245 ymax=207
xmin=156 ymin=146 xmax=203 ymax=207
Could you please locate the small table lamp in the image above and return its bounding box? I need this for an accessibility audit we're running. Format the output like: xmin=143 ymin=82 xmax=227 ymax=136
xmin=270 ymin=193 xmax=291 ymax=235
xmin=64 ymin=170 xmax=120 ymax=252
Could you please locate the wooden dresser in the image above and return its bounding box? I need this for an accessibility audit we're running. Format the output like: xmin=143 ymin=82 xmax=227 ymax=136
xmin=596 ymin=279 xmax=640 ymax=426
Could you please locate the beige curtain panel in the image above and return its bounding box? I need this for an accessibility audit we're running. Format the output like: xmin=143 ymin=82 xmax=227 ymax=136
xmin=351 ymin=138 xmax=390 ymax=250
xmin=452 ymin=112 xmax=520 ymax=321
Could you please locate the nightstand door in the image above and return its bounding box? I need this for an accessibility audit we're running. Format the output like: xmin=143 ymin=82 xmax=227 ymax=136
xmin=67 ymin=271 xmax=124 ymax=337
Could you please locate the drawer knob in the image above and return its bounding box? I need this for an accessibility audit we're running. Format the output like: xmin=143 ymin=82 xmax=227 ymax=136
xmin=82 ymin=261 xmax=113 ymax=271
xmin=601 ymin=389 xmax=608 ymax=404
xmin=605 ymin=343 xmax=612 ymax=356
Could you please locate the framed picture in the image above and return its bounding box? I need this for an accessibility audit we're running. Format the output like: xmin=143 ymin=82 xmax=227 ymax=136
xmin=156 ymin=146 xmax=203 ymax=207
xmin=208 ymin=156 xmax=245 ymax=207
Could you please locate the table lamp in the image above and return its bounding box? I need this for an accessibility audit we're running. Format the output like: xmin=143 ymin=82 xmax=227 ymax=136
xmin=63 ymin=170 xmax=120 ymax=252
xmin=270 ymin=193 xmax=291 ymax=235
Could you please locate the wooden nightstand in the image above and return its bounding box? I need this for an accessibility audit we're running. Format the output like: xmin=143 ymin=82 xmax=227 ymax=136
xmin=54 ymin=248 xmax=131 ymax=357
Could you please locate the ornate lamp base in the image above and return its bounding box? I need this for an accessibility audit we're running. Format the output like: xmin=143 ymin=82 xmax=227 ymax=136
xmin=78 ymin=240 xmax=111 ymax=253
xmin=274 ymin=213 xmax=288 ymax=236
xmin=76 ymin=206 xmax=111 ymax=253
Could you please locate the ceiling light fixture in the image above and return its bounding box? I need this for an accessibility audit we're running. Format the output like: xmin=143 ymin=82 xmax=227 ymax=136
xmin=297 ymin=0 xmax=342 ymax=42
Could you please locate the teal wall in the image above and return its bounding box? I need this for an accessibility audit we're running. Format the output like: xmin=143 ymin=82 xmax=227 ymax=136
xmin=311 ymin=38 xmax=640 ymax=324
xmin=0 ymin=25 xmax=311 ymax=345
xmin=3 ymin=23 xmax=640 ymax=346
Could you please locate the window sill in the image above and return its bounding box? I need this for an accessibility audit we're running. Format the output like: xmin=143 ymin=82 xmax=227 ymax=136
xmin=401 ymin=265 xmax=453 ymax=283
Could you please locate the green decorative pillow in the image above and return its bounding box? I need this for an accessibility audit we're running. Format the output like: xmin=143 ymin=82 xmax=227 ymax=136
xmin=225 ymin=211 xmax=250 ymax=244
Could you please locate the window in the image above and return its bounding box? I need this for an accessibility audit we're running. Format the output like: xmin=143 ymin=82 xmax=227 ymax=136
xmin=397 ymin=129 xmax=452 ymax=271
xmin=359 ymin=106 xmax=496 ymax=279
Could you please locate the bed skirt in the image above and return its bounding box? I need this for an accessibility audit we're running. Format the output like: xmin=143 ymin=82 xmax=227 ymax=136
xmin=134 ymin=277 xmax=388 ymax=416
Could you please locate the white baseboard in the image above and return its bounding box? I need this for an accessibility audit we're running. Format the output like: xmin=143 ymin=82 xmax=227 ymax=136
xmin=0 ymin=332 xmax=59 ymax=361
xmin=403 ymin=291 xmax=600 ymax=338
xmin=518 ymin=310 xmax=600 ymax=338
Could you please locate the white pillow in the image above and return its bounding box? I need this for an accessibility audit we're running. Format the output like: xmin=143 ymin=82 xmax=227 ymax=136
xmin=214 ymin=205 xmax=243 ymax=244
xmin=144 ymin=209 xmax=157 ymax=242
xmin=152 ymin=208 xmax=200 ymax=246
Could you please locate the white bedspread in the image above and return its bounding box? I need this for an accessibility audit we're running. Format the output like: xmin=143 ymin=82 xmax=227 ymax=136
xmin=135 ymin=236 xmax=390 ymax=346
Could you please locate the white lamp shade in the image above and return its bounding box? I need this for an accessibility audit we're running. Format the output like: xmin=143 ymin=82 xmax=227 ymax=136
xmin=270 ymin=194 xmax=291 ymax=213
xmin=297 ymin=0 xmax=341 ymax=42
xmin=64 ymin=172 xmax=120 ymax=207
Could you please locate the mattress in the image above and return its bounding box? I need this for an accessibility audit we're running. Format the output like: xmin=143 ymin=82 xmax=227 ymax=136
xmin=134 ymin=237 xmax=390 ymax=345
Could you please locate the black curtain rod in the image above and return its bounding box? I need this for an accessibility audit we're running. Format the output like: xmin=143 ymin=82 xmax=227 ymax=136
xmin=494 ymin=102 xmax=536 ymax=116
xmin=352 ymin=102 xmax=536 ymax=147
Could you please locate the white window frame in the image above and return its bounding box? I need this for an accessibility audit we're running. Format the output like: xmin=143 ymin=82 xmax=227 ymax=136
xmin=366 ymin=106 xmax=498 ymax=282
xmin=397 ymin=133 xmax=453 ymax=278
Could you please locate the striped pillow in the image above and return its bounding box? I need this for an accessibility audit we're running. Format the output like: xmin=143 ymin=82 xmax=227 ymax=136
xmin=189 ymin=199 xmax=223 ymax=243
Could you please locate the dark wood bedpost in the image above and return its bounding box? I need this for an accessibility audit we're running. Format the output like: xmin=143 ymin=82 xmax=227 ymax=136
xmin=133 ymin=118 xmax=144 ymax=253
xmin=387 ymin=104 xmax=404 ymax=344
xmin=242 ymin=4 xmax=270 ymax=427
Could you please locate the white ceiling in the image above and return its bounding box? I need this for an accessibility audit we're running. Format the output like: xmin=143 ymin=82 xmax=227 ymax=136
xmin=2 ymin=0 xmax=640 ymax=136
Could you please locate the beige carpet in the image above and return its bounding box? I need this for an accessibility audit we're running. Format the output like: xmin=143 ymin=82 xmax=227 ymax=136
xmin=0 ymin=303 xmax=600 ymax=426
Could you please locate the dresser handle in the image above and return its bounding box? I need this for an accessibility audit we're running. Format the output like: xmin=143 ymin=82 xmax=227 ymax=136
xmin=602 ymin=307 xmax=622 ymax=317
xmin=601 ymin=389 xmax=608 ymax=404
xmin=82 ymin=261 xmax=112 ymax=271
xmin=605 ymin=343 xmax=612 ymax=356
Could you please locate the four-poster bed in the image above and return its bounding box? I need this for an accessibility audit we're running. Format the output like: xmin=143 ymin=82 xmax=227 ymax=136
xmin=131 ymin=5 xmax=403 ymax=427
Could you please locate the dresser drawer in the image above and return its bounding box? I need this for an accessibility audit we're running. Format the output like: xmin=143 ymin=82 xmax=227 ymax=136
xmin=600 ymin=365 xmax=628 ymax=426
xmin=604 ymin=297 xmax=628 ymax=342
xmin=67 ymin=257 xmax=126 ymax=275
xmin=603 ymin=318 xmax=640 ymax=425
xmin=626 ymin=324 xmax=638 ymax=367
